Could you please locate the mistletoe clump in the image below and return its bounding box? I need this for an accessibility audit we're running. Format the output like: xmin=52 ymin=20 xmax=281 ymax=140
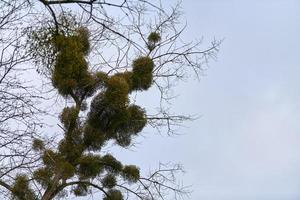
xmin=23 ymin=21 xmax=159 ymax=200
xmin=131 ymin=56 xmax=154 ymax=91
xmin=147 ymin=31 xmax=161 ymax=51
xmin=11 ymin=175 xmax=36 ymax=200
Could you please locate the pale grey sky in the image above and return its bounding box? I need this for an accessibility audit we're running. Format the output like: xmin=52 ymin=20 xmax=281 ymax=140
xmin=112 ymin=1 xmax=300 ymax=200
xmin=3 ymin=1 xmax=300 ymax=200
xmin=17 ymin=1 xmax=300 ymax=200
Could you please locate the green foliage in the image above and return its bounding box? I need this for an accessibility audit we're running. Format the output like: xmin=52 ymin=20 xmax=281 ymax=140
xmin=28 ymin=13 xmax=80 ymax=76
xmin=32 ymin=138 xmax=44 ymax=151
xmin=28 ymin=25 xmax=57 ymax=75
xmin=33 ymin=168 xmax=53 ymax=188
xmin=87 ymin=74 xmax=147 ymax=146
xmin=42 ymin=149 xmax=76 ymax=179
xmin=29 ymin=14 xmax=95 ymax=98
xmin=29 ymin=20 xmax=159 ymax=198
xmin=114 ymin=132 xmax=131 ymax=147
xmin=74 ymin=73 xmax=99 ymax=98
xmin=58 ymin=127 xmax=84 ymax=164
xmin=113 ymin=105 xmax=146 ymax=147
xmin=123 ymin=105 xmax=147 ymax=134
xmin=78 ymin=154 xmax=103 ymax=179
xmin=59 ymin=161 xmax=76 ymax=179
xmin=83 ymin=124 xmax=106 ymax=151
xmin=147 ymin=32 xmax=161 ymax=51
xmin=106 ymin=76 xmax=129 ymax=107
xmin=95 ymin=71 xmax=109 ymax=83
xmin=58 ymin=139 xmax=84 ymax=164
xmin=75 ymin=27 xmax=90 ymax=55
xmin=42 ymin=150 xmax=62 ymax=167
xmin=122 ymin=165 xmax=140 ymax=183
xmin=11 ymin=175 xmax=36 ymax=200
xmin=60 ymin=106 xmax=79 ymax=129
xmin=88 ymin=91 xmax=129 ymax=133
xmin=103 ymin=189 xmax=123 ymax=200
xmin=81 ymin=71 xmax=108 ymax=97
xmin=101 ymin=154 xmax=123 ymax=174
xmin=148 ymin=32 xmax=161 ymax=43
xmin=51 ymin=32 xmax=90 ymax=96
xmin=113 ymin=72 xmax=133 ymax=87
xmin=131 ymin=56 xmax=154 ymax=91
xmin=101 ymin=174 xmax=117 ymax=189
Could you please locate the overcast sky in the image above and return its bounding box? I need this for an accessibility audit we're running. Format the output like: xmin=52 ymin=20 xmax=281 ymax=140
xmin=3 ymin=1 xmax=300 ymax=200
xmin=33 ymin=1 xmax=300 ymax=199
xmin=111 ymin=1 xmax=300 ymax=200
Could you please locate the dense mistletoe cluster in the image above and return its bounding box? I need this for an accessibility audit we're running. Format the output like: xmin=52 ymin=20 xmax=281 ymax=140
xmin=16 ymin=19 xmax=161 ymax=200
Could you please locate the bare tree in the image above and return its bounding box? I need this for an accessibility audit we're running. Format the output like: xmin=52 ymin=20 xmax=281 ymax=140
xmin=0 ymin=0 xmax=43 ymax=196
xmin=0 ymin=1 xmax=221 ymax=199
xmin=31 ymin=0 xmax=220 ymax=133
